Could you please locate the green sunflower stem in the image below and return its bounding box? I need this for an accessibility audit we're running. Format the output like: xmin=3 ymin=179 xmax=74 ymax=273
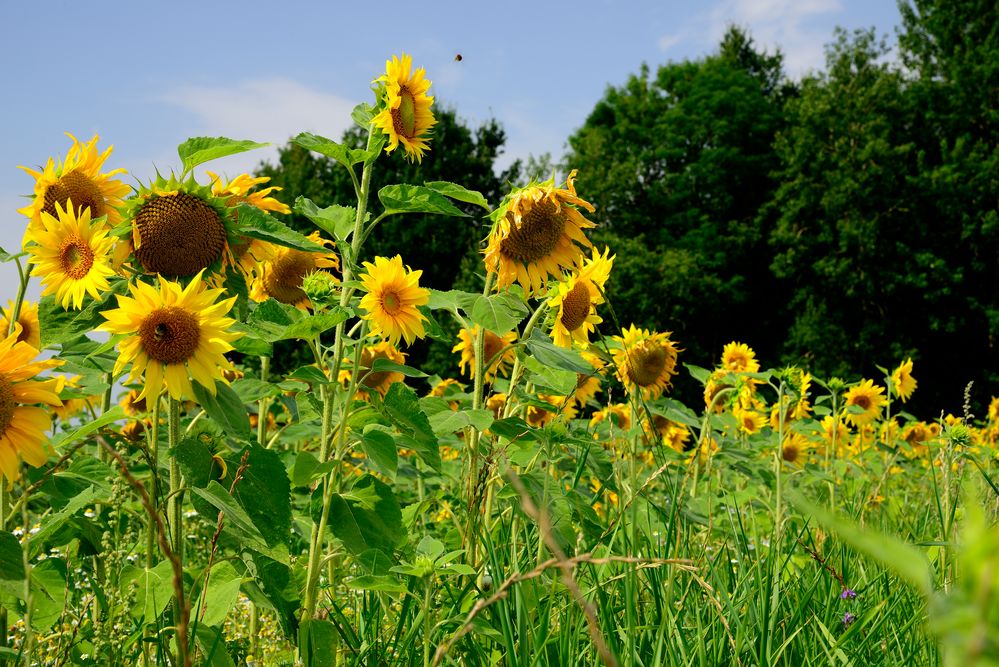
xmin=0 ymin=483 xmax=7 ymax=651
xmin=500 ymin=301 xmax=549 ymax=420
xmin=6 ymin=259 xmax=32 ymax=338
xmin=167 ymin=397 xmax=185 ymax=633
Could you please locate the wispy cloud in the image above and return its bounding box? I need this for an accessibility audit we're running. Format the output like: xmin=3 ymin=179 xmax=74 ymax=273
xmin=657 ymin=33 xmax=685 ymax=52
xmin=162 ymin=78 xmax=358 ymax=174
xmin=709 ymin=0 xmax=842 ymax=75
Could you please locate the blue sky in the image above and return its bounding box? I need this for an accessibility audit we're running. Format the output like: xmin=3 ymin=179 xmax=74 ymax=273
xmin=0 ymin=0 xmax=903 ymax=305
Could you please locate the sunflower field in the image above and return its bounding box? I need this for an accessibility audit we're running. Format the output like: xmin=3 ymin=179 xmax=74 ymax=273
xmin=1 ymin=50 xmax=998 ymax=667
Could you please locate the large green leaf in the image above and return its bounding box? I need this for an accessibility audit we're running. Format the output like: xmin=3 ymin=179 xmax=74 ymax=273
xmin=428 ymin=409 xmax=494 ymax=436
xmin=378 ymin=184 xmax=470 ymax=217
xmin=194 ymin=624 xmax=237 ymax=667
xmin=192 ymin=381 xmax=253 ymax=441
xmin=294 ymin=196 xmax=356 ymax=241
xmin=328 ymin=475 xmax=405 ymax=556
xmin=236 ymin=205 xmax=328 ymax=252
xmin=424 ymin=181 xmax=491 ymax=211
xmin=524 ymin=329 xmax=591 ymax=374
xmin=177 ymin=136 xmax=267 ymax=171
xmin=241 ymin=551 xmax=301 ymax=637
xmin=198 ymin=560 xmax=244 ymax=628
xmin=0 ymin=532 xmax=24 ymax=598
xmin=123 ymin=560 xmax=174 ymax=621
xmin=426 ymin=289 xmax=478 ymax=312
xmin=299 ymin=619 xmax=339 ymax=667
xmin=378 ymin=384 xmax=440 ymax=471
xmin=244 ymin=299 xmax=348 ymax=343
xmin=470 ymin=293 xmax=528 ymax=334
xmin=49 ymin=407 xmax=124 ymax=451
xmin=292 ymin=132 xmax=376 ymax=170
xmin=39 ymin=280 xmax=130 ymax=348
xmin=359 ymin=429 xmax=398 ymax=479
xmin=218 ymin=444 xmax=293 ymax=550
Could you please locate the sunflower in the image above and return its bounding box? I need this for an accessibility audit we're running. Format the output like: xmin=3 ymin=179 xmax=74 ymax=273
xmin=120 ymin=175 xmax=234 ymax=278
xmin=119 ymin=389 xmax=149 ymax=416
xmin=613 ymin=325 xmax=680 ymax=401
xmin=0 ymin=329 xmax=63 ymax=482
xmin=339 ymin=341 xmax=406 ymax=397
xmin=51 ymin=375 xmax=100 ymax=421
xmin=100 ymin=273 xmax=241 ymax=402
xmin=484 ymin=171 xmax=596 ymax=296
xmin=358 ymin=256 xmax=429 ymax=346
xmin=17 ymin=133 xmax=130 ymax=239
xmin=27 ymin=201 xmax=116 ymax=310
xmin=891 ymin=358 xmax=917 ymax=402
xmin=721 ymin=342 xmax=759 ymax=373
xmin=453 ymin=325 xmax=517 ymax=382
xmin=734 ymin=407 xmax=766 ymax=435
xmin=548 ymin=247 xmax=614 ymax=349
xmin=1 ymin=301 xmax=40 ymax=350
xmin=820 ymin=416 xmax=851 ymax=457
xmin=526 ymin=394 xmax=577 ymax=428
xmin=643 ymin=415 xmax=691 ymax=452
xmin=843 ymin=379 xmax=886 ymax=427
xmin=486 ymin=392 xmax=508 ymax=419
xmin=781 ymin=432 xmax=811 ymax=466
xmin=371 ymin=54 xmax=436 ymax=163
xmin=250 ymin=232 xmax=339 ymax=308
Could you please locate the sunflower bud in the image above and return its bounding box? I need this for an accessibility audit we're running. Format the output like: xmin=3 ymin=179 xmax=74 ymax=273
xmin=302 ymin=270 xmax=338 ymax=305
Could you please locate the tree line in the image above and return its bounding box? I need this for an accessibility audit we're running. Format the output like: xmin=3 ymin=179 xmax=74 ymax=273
xmin=257 ymin=0 xmax=998 ymax=414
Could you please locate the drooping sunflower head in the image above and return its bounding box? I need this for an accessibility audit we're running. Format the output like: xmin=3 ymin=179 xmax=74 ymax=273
xmin=0 ymin=329 xmax=63 ymax=483
xmin=484 ymin=170 xmax=596 ymax=297
xmin=0 ymin=301 xmax=40 ymax=350
xmin=371 ymin=54 xmax=436 ymax=163
xmin=17 ymin=133 xmax=130 ymax=239
xmin=643 ymin=415 xmax=691 ymax=453
xmin=339 ymin=341 xmax=406 ymax=398
xmin=27 ymin=201 xmax=116 ymax=310
xmin=721 ymin=342 xmax=759 ymax=373
xmin=613 ymin=325 xmax=680 ymax=401
xmin=250 ymin=232 xmax=339 ymax=308
xmin=358 ymin=256 xmax=430 ymax=346
xmin=100 ymin=273 xmax=241 ymax=402
xmin=452 ymin=325 xmax=517 ymax=382
xmin=206 ymin=171 xmax=291 ymax=214
xmin=120 ymin=174 xmax=235 ymax=279
xmin=843 ymin=379 xmax=886 ymax=427
xmin=890 ymin=358 xmax=917 ymax=402
xmin=547 ymin=247 xmax=614 ymax=349
xmin=573 ymin=351 xmax=605 ymax=406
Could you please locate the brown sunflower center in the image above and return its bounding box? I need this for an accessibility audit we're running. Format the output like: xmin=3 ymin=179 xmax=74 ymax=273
xmin=134 ymin=193 xmax=227 ymax=277
xmin=13 ymin=318 xmax=33 ymax=346
xmin=392 ymin=87 xmax=417 ymax=139
xmin=559 ymin=282 xmax=591 ymax=332
xmin=139 ymin=307 xmax=201 ymax=365
xmin=482 ymin=331 xmax=506 ymax=368
xmin=381 ymin=290 xmax=403 ymax=316
xmin=627 ymin=340 xmax=668 ymax=388
xmin=44 ymin=170 xmax=106 ymax=219
xmin=852 ymin=395 xmax=871 ymax=410
xmin=742 ymin=415 xmax=757 ymax=431
xmin=782 ymin=442 xmax=800 ymax=463
xmin=0 ymin=374 xmax=14 ymax=436
xmin=359 ymin=348 xmax=396 ymax=392
xmin=499 ymin=199 xmax=567 ymax=263
xmin=264 ymin=251 xmax=316 ymax=304
xmin=59 ymin=234 xmax=95 ymax=279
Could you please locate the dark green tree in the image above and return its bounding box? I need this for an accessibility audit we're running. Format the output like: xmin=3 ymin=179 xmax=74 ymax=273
xmin=565 ymin=27 xmax=789 ymax=386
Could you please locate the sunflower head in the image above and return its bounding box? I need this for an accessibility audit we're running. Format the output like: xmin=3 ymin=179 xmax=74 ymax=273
xmin=734 ymin=407 xmax=767 ymax=435
xmin=27 ymin=201 xmax=116 ymax=310
xmin=0 ymin=330 xmax=63 ymax=483
xmin=358 ymin=256 xmax=430 ymax=346
xmin=250 ymin=232 xmax=339 ymax=309
xmin=100 ymin=273 xmax=241 ymax=402
xmin=781 ymin=433 xmax=811 ymax=466
xmin=721 ymin=342 xmax=759 ymax=373
xmin=371 ymin=54 xmax=437 ymax=163
xmin=452 ymin=326 xmax=517 ymax=382
xmin=1 ymin=301 xmax=40 ymax=350
xmin=590 ymin=404 xmax=632 ymax=432
xmin=120 ymin=174 xmax=235 ymax=279
xmin=17 ymin=133 xmax=130 ymax=240
xmin=843 ymin=379 xmax=886 ymax=427
xmin=547 ymin=247 xmax=614 ymax=349
xmin=890 ymin=358 xmax=917 ymax=402
xmin=613 ymin=325 xmax=680 ymax=401
xmin=526 ymin=394 xmax=577 ymax=428
xmin=484 ymin=171 xmax=597 ymax=296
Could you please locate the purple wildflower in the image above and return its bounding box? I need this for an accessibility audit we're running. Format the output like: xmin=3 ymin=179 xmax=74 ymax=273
xmin=842 ymin=611 xmax=856 ymax=627
xmin=840 ymin=588 xmax=857 ymax=600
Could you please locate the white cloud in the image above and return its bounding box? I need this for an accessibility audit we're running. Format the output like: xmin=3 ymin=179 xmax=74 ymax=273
xmin=709 ymin=0 xmax=842 ymax=75
xmin=657 ymin=33 xmax=685 ymax=52
xmin=162 ymin=78 xmax=358 ymax=175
